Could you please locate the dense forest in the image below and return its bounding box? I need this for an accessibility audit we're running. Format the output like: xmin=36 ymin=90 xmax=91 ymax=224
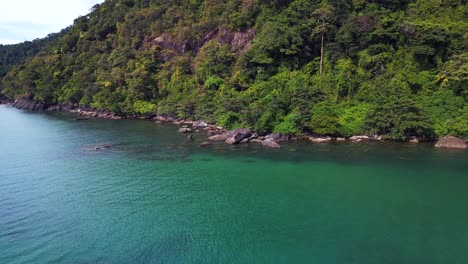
xmin=0 ymin=0 xmax=466 ymax=140
xmin=0 ymin=31 xmax=66 ymax=79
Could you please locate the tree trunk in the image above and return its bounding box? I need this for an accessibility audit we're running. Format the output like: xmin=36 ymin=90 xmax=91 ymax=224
xmin=320 ymin=32 xmax=324 ymax=75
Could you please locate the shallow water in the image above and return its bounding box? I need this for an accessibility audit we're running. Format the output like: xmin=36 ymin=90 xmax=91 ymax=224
xmin=1 ymin=105 xmax=467 ymax=264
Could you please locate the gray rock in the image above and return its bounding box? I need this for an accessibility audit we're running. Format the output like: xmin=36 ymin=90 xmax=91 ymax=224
xmin=208 ymin=134 xmax=229 ymax=141
xmin=193 ymin=121 xmax=209 ymax=128
xmin=264 ymin=133 xmax=290 ymax=142
xmin=262 ymin=140 xmax=281 ymax=148
xmin=225 ymin=129 xmax=252 ymax=145
xmin=178 ymin=128 xmax=192 ymax=133
xmin=249 ymin=139 xmax=263 ymax=144
xmin=435 ymin=136 xmax=467 ymax=149
xmin=309 ymin=137 xmax=332 ymax=143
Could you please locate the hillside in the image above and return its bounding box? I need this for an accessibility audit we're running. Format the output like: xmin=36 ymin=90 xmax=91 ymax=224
xmin=0 ymin=0 xmax=467 ymax=140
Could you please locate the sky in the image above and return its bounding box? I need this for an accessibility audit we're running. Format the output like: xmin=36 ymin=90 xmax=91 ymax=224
xmin=0 ymin=0 xmax=105 ymax=45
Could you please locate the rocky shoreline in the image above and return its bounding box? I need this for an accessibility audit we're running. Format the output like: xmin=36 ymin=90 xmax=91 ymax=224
xmin=1 ymin=97 xmax=466 ymax=149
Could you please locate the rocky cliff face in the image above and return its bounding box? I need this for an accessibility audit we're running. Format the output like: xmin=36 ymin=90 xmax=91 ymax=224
xmin=145 ymin=27 xmax=255 ymax=61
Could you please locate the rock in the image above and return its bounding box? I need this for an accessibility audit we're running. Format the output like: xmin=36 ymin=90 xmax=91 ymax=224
xmin=435 ymin=136 xmax=467 ymax=149
xmin=249 ymin=139 xmax=263 ymax=144
xmin=193 ymin=120 xmax=209 ymax=128
xmin=178 ymin=128 xmax=192 ymax=133
xmin=336 ymin=137 xmax=346 ymax=141
xmin=264 ymin=133 xmax=290 ymax=142
xmin=200 ymin=141 xmax=211 ymax=146
xmin=225 ymin=129 xmax=252 ymax=145
xmin=208 ymin=134 xmax=229 ymax=141
xmin=155 ymin=121 xmax=162 ymax=124
xmin=409 ymin=137 xmax=419 ymax=143
xmin=350 ymin=135 xmax=370 ymax=141
xmin=262 ymin=140 xmax=281 ymax=148
xmin=309 ymin=137 xmax=332 ymax=143
xmin=173 ymin=120 xmax=184 ymax=125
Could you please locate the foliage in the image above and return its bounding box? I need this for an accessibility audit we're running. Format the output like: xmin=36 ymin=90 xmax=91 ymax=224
xmin=0 ymin=0 xmax=466 ymax=139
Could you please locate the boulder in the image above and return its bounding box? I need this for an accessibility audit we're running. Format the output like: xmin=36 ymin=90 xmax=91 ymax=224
xmin=178 ymin=128 xmax=192 ymax=133
xmin=249 ymin=139 xmax=263 ymax=144
xmin=193 ymin=120 xmax=209 ymax=128
xmin=336 ymin=137 xmax=346 ymax=141
xmin=264 ymin=133 xmax=290 ymax=142
xmin=225 ymin=129 xmax=252 ymax=145
xmin=350 ymin=135 xmax=370 ymax=141
xmin=262 ymin=140 xmax=281 ymax=148
xmin=208 ymin=134 xmax=229 ymax=141
xmin=435 ymin=136 xmax=467 ymax=149
xmin=309 ymin=137 xmax=332 ymax=143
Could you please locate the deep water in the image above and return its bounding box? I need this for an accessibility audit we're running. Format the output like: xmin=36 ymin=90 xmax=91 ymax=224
xmin=1 ymin=105 xmax=467 ymax=264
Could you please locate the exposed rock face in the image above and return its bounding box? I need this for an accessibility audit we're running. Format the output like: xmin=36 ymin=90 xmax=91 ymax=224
xmin=0 ymin=94 xmax=8 ymax=103
xmin=225 ymin=129 xmax=252 ymax=144
xmin=262 ymin=140 xmax=281 ymax=148
xmin=11 ymin=98 xmax=47 ymax=111
xmin=146 ymin=27 xmax=256 ymax=62
xmin=200 ymin=27 xmax=256 ymax=53
xmin=435 ymin=136 xmax=467 ymax=149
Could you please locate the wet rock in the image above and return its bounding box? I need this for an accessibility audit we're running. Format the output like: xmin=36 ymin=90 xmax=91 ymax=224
xmin=262 ymin=140 xmax=281 ymax=148
xmin=249 ymin=139 xmax=263 ymax=144
xmin=435 ymin=136 xmax=467 ymax=149
xmin=208 ymin=134 xmax=229 ymax=141
xmin=200 ymin=141 xmax=211 ymax=146
xmin=225 ymin=129 xmax=252 ymax=145
xmin=178 ymin=128 xmax=192 ymax=133
xmin=350 ymin=135 xmax=370 ymax=141
xmin=336 ymin=137 xmax=346 ymax=141
xmin=264 ymin=133 xmax=290 ymax=142
xmin=309 ymin=137 xmax=332 ymax=143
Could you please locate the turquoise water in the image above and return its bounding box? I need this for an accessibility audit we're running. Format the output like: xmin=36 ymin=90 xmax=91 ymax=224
xmin=1 ymin=105 xmax=467 ymax=264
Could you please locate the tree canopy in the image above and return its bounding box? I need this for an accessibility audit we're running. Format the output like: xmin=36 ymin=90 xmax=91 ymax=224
xmin=1 ymin=0 xmax=466 ymax=139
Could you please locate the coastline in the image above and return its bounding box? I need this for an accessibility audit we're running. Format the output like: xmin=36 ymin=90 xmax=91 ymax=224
xmin=1 ymin=98 xmax=466 ymax=149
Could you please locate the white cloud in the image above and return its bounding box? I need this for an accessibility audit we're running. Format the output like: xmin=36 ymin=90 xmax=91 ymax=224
xmin=0 ymin=0 xmax=104 ymax=44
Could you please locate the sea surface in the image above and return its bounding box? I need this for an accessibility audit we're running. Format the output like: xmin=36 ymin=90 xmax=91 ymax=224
xmin=1 ymin=104 xmax=467 ymax=264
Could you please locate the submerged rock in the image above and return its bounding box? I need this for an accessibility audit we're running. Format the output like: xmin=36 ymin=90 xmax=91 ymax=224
xmin=435 ymin=136 xmax=467 ymax=149
xmin=178 ymin=128 xmax=192 ymax=133
xmin=262 ymin=140 xmax=281 ymax=148
xmin=208 ymin=134 xmax=228 ymax=141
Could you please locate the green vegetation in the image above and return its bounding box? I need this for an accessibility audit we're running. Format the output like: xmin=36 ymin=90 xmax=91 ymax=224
xmin=0 ymin=0 xmax=466 ymax=140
